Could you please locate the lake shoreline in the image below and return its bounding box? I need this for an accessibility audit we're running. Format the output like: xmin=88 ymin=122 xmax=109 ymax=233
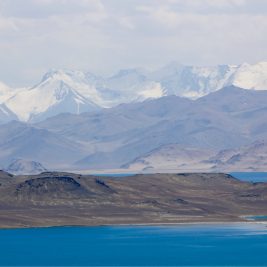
xmin=1 ymin=217 xmax=267 ymax=230
xmin=1 ymin=172 xmax=267 ymax=230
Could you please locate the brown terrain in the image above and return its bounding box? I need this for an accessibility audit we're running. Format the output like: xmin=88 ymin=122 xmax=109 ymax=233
xmin=0 ymin=171 xmax=267 ymax=228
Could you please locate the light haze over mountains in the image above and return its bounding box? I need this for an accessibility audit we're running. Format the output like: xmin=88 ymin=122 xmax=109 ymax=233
xmin=1 ymin=61 xmax=267 ymax=123
xmin=0 ymin=62 xmax=266 ymax=173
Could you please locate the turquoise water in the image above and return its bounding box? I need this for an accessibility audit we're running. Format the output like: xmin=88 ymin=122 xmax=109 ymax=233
xmin=92 ymin=172 xmax=267 ymax=183
xmin=230 ymin=172 xmax=267 ymax=182
xmin=1 ymin=224 xmax=267 ymax=266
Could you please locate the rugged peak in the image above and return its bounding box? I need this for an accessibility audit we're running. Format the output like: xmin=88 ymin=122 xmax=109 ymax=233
xmin=1 ymin=61 xmax=267 ymax=123
xmin=41 ymin=69 xmax=68 ymax=82
xmin=41 ymin=69 xmax=90 ymax=84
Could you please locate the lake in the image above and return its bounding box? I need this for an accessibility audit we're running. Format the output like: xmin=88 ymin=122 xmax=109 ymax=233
xmin=1 ymin=224 xmax=267 ymax=266
xmin=230 ymin=172 xmax=267 ymax=182
xmin=1 ymin=172 xmax=267 ymax=266
xmin=93 ymin=172 xmax=267 ymax=183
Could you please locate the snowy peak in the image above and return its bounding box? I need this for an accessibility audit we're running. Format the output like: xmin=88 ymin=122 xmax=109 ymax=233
xmin=152 ymin=61 xmax=267 ymax=98
xmin=5 ymin=72 xmax=100 ymax=122
xmin=152 ymin=63 xmax=238 ymax=98
xmin=90 ymin=69 xmax=165 ymax=107
xmin=40 ymin=69 xmax=104 ymax=105
xmin=232 ymin=62 xmax=267 ymax=90
xmin=40 ymin=69 xmax=99 ymax=85
xmin=41 ymin=69 xmax=70 ymax=82
xmin=1 ymin=61 xmax=267 ymax=122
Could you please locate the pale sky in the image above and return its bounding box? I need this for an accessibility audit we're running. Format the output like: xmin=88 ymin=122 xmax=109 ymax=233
xmin=1 ymin=0 xmax=267 ymax=86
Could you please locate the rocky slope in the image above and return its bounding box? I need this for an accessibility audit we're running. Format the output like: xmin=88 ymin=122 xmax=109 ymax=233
xmin=210 ymin=140 xmax=267 ymax=171
xmin=124 ymin=140 xmax=267 ymax=172
xmin=0 ymin=172 xmax=266 ymax=228
xmin=0 ymin=86 xmax=265 ymax=171
xmin=122 ymin=144 xmax=215 ymax=172
xmin=0 ymin=121 xmax=88 ymax=168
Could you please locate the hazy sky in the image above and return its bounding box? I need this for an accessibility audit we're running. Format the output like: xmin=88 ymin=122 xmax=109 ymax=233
xmin=1 ymin=0 xmax=267 ymax=86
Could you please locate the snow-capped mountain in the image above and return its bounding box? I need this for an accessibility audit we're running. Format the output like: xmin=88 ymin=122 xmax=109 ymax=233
xmin=3 ymin=69 xmax=164 ymax=122
xmin=0 ymin=86 xmax=266 ymax=171
xmin=5 ymin=70 xmax=100 ymax=122
xmin=149 ymin=61 xmax=267 ymax=98
xmin=231 ymin=62 xmax=267 ymax=90
xmin=1 ymin=61 xmax=267 ymax=122
xmin=103 ymin=68 xmax=164 ymax=106
xmin=150 ymin=62 xmax=238 ymax=98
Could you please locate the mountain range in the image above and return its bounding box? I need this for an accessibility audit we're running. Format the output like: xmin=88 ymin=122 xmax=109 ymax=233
xmin=1 ymin=61 xmax=267 ymax=123
xmin=0 ymin=61 xmax=266 ymax=172
xmin=0 ymin=85 xmax=265 ymax=172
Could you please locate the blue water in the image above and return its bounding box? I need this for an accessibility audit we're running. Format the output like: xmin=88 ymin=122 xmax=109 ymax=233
xmin=1 ymin=224 xmax=267 ymax=266
xmin=92 ymin=172 xmax=267 ymax=183
xmin=230 ymin=172 xmax=267 ymax=182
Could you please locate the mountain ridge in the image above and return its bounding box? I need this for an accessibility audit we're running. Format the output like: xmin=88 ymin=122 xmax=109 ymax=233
xmin=1 ymin=61 xmax=267 ymax=122
xmin=0 ymin=86 xmax=265 ymax=171
xmin=33 ymin=86 xmax=267 ymax=170
xmin=0 ymin=172 xmax=267 ymax=228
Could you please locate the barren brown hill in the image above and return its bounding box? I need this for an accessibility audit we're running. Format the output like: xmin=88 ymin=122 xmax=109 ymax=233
xmin=0 ymin=171 xmax=266 ymax=228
